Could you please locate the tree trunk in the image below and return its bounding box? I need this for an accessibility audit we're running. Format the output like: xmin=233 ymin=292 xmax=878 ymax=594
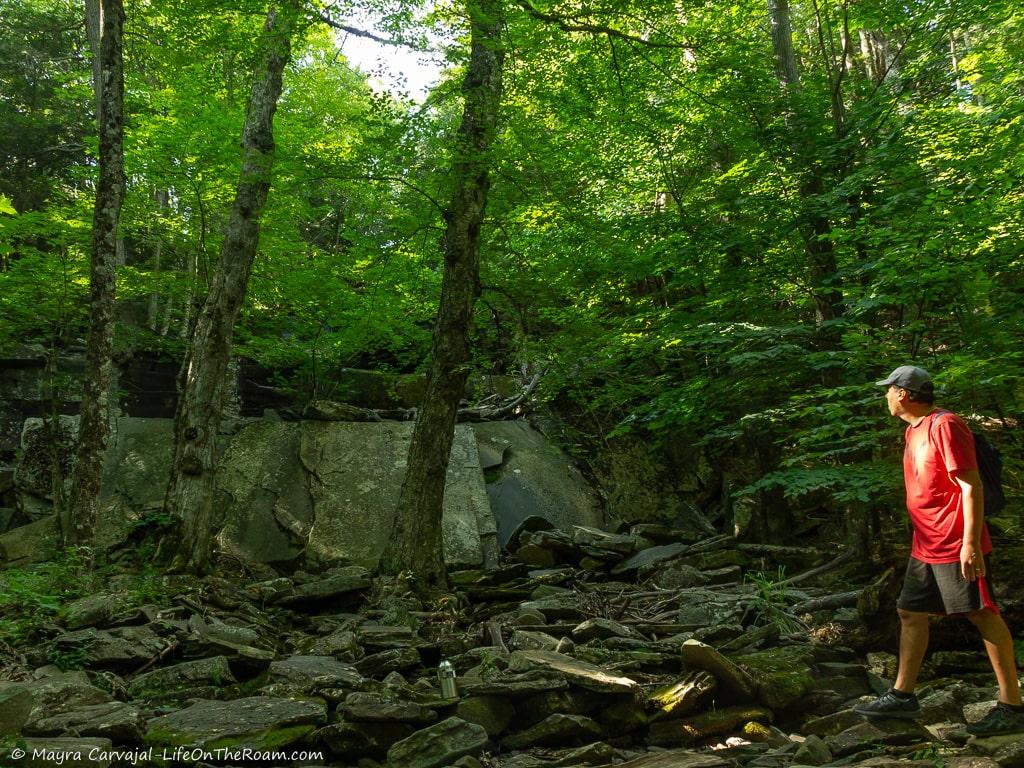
xmin=766 ymin=0 xmax=843 ymax=328
xmin=162 ymin=1 xmax=296 ymax=573
xmin=65 ymin=0 xmax=125 ymax=548
xmin=380 ymin=0 xmax=505 ymax=589
xmin=767 ymin=0 xmax=800 ymax=88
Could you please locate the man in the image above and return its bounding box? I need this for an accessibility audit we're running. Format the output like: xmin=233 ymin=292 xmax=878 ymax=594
xmin=853 ymin=365 xmax=1024 ymax=735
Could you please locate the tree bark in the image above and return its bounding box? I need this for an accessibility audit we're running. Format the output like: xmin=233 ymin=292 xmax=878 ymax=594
xmin=65 ymin=0 xmax=125 ymax=548
xmin=162 ymin=1 xmax=296 ymax=573
xmin=766 ymin=0 xmax=843 ymax=327
xmin=380 ymin=0 xmax=505 ymax=589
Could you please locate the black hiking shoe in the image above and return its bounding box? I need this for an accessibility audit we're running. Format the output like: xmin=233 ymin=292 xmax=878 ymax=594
xmin=852 ymin=689 xmax=921 ymax=719
xmin=967 ymin=702 xmax=1024 ymax=736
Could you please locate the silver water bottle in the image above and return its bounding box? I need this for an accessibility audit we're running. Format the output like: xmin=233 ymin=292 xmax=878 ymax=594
xmin=438 ymin=659 xmax=459 ymax=699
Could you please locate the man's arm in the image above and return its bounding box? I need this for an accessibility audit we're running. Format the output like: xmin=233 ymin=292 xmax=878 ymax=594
xmin=955 ymin=468 xmax=985 ymax=581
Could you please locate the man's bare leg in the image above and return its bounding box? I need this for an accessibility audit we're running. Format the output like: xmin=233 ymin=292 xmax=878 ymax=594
xmin=967 ymin=608 xmax=1023 ymax=706
xmin=894 ymin=608 xmax=930 ymax=692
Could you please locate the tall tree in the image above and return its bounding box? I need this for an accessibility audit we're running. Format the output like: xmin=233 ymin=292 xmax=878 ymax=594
xmin=64 ymin=0 xmax=125 ymax=548
xmin=381 ymin=0 xmax=505 ymax=589
xmin=162 ymin=0 xmax=298 ymax=573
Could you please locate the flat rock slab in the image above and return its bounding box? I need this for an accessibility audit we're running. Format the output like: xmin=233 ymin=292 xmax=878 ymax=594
xmin=316 ymin=721 xmax=416 ymax=760
xmin=461 ymin=669 xmax=568 ymax=698
xmin=267 ymin=655 xmax=364 ymax=690
xmin=971 ymin=734 xmax=1024 ymax=767
xmin=508 ymin=650 xmax=639 ymax=694
xmin=615 ymin=750 xmax=732 ymax=768
xmin=680 ymin=639 xmax=755 ymax=700
xmin=648 ymin=704 xmax=773 ymax=747
xmin=386 ymin=716 xmax=488 ymax=768
xmin=27 ymin=701 xmax=144 ymax=743
xmin=144 ymin=696 xmax=326 ymax=750
xmin=338 ymin=692 xmax=437 ymax=724
xmin=275 ymin=571 xmax=372 ymax=607
xmin=501 ymin=713 xmax=601 ymax=750
xmin=825 ymin=719 xmax=934 ymax=757
xmin=649 ymin=671 xmax=717 ymax=719
xmin=128 ymin=656 xmax=236 ymax=699
xmin=51 ymin=626 xmax=165 ymax=669
xmin=612 ymin=543 xmax=690 ymax=576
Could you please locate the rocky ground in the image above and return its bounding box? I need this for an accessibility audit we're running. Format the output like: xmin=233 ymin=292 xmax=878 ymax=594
xmin=1 ymin=520 xmax=1022 ymax=768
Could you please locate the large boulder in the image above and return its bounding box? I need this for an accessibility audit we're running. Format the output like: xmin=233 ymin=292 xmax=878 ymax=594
xmin=0 ymin=681 xmax=33 ymax=735
xmin=471 ymin=421 xmax=602 ymax=549
xmin=298 ymin=422 xmax=495 ymax=569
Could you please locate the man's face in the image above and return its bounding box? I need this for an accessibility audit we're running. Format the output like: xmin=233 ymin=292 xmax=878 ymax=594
xmin=885 ymin=384 xmax=904 ymax=417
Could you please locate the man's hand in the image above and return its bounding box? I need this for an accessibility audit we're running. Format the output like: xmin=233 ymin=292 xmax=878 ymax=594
xmin=960 ymin=541 xmax=985 ymax=581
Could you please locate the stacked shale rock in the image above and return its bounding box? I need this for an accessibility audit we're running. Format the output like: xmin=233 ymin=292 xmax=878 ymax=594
xmin=0 ymin=528 xmax=1020 ymax=768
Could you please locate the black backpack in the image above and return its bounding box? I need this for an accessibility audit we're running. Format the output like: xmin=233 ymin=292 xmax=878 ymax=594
xmin=930 ymin=410 xmax=1006 ymax=517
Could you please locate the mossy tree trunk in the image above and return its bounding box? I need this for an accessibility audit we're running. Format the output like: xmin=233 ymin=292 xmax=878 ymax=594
xmin=65 ymin=0 xmax=125 ymax=549
xmin=162 ymin=1 xmax=297 ymax=573
xmin=380 ymin=0 xmax=505 ymax=589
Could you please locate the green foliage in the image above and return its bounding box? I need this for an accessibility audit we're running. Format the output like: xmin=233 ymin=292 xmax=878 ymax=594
xmin=744 ymin=567 xmax=804 ymax=634
xmin=0 ymin=547 xmax=97 ymax=643
xmin=2 ymin=0 xmax=1022 ymax=540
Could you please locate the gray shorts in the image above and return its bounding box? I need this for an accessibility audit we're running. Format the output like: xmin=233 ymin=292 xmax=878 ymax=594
xmin=897 ymin=556 xmax=997 ymax=615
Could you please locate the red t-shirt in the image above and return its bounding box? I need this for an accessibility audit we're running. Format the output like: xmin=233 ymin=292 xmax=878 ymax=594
xmin=903 ymin=410 xmax=991 ymax=563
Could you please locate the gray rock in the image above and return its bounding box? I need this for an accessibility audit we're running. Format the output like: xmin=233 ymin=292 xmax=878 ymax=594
xmin=300 ymin=629 xmax=363 ymax=661
xmin=509 ymin=629 xmax=560 ymax=652
xmin=571 ymin=526 xmax=637 ymax=554
xmin=454 ymin=696 xmax=514 ymax=737
xmin=386 ymin=716 xmax=489 ymax=768
xmin=652 ymin=563 xmax=709 ymax=589
xmin=461 ymin=668 xmax=568 ymax=698
xmin=473 ymin=421 xmax=602 ymax=550
xmin=22 ymin=672 xmax=113 ymax=731
xmin=647 ymin=705 xmax=773 ymax=747
xmin=50 ymin=626 xmax=165 ymax=669
xmin=275 ymin=570 xmax=372 ymax=607
xmin=0 ymin=681 xmax=33 ymax=735
xmin=508 ymin=650 xmax=639 ymax=694
xmin=512 ymin=689 xmax=603 ymax=730
xmin=0 ymin=515 xmax=58 ymax=565
xmin=59 ymin=593 xmax=134 ymax=630
xmin=679 ymin=639 xmax=755 ymax=700
xmin=315 ymin=720 xmax=416 ymax=760
xmin=338 ymin=692 xmax=437 ymax=724
xmin=501 ymin=713 xmax=602 ymax=750
xmin=127 ymin=656 xmax=236 ymax=700
xmin=792 ymin=734 xmax=831 ymax=765
xmin=649 ymin=671 xmax=717 ymax=719
xmin=613 ymin=748 xmax=732 ymax=767
xmin=93 ymin=418 xmax=175 ymax=550
xmin=801 ymin=709 xmax=861 ymax=738
xmin=357 ymin=624 xmax=416 ymax=651
xmin=919 ymin=688 xmax=966 ymax=724
xmin=266 ymin=655 xmax=363 ymax=691
xmin=824 ymin=719 xmax=934 ymax=757
xmin=302 ymin=422 xmax=494 ymax=569
xmin=572 ymin=617 xmax=639 ymax=643
xmin=612 ymin=543 xmax=690 ymax=576
xmin=26 ymin=700 xmax=144 ymax=743
xmin=549 ymin=741 xmax=618 ymax=767
xmin=143 ymin=696 xmax=326 ymax=750
xmin=354 ymin=647 xmax=421 ymax=678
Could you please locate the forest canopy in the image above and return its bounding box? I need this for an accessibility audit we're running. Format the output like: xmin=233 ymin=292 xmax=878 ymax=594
xmin=2 ymin=0 xmax=1022 ymax=536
